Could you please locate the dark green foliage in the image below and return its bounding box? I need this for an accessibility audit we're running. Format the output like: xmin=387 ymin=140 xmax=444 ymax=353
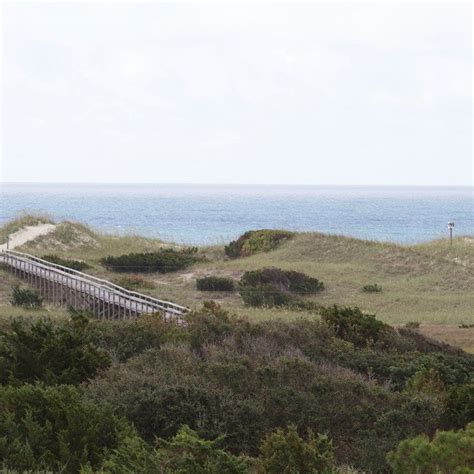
xmin=362 ymin=283 xmax=382 ymax=293
xmin=2 ymin=302 xmax=474 ymax=472
xmin=83 ymin=303 xmax=474 ymax=471
xmin=10 ymin=285 xmax=43 ymax=308
xmin=84 ymin=310 xmax=183 ymax=363
xmin=101 ymin=247 xmax=199 ymax=273
xmin=0 ymin=310 xmax=110 ymax=385
xmin=240 ymin=267 xmax=324 ymax=295
xmin=196 ymin=276 xmax=236 ymax=292
xmin=240 ymin=283 xmax=293 ymax=307
xmin=405 ymin=321 xmax=421 ymax=329
xmin=104 ymin=425 xmax=252 ymax=473
xmin=239 ymin=268 xmax=323 ymax=308
xmin=387 ymin=423 xmax=474 ymax=473
xmin=321 ymin=305 xmax=388 ymax=347
xmin=225 ymin=230 xmax=294 ymax=258
xmin=42 ymin=254 xmax=91 ymax=271
xmin=0 ymin=383 xmax=138 ymax=472
xmin=445 ymin=382 xmax=474 ymax=429
xmin=258 ymin=425 xmax=335 ymax=473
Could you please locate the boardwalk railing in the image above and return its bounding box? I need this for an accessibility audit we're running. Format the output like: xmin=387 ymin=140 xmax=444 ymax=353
xmin=0 ymin=249 xmax=189 ymax=320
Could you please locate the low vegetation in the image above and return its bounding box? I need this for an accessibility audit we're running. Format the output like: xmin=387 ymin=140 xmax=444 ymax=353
xmin=0 ymin=383 xmax=137 ymax=472
xmin=101 ymin=247 xmax=200 ymax=273
xmin=0 ymin=303 xmax=472 ymax=472
xmin=225 ymin=229 xmax=294 ymax=258
xmin=7 ymin=216 xmax=474 ymax=328
xmin=113 ymin=274 xmax=156 ymax=290
xmin=42 ymin=254 xmax=91 ymax=271
xmin=239 ymin=267 xmax=323 ymax=308
xmin=387 ymin=423 xmax=474 ymax=473
xmin=321 ymin=305 xmax=388 ymax=347
xmin=0 ymin=212 xmax=53 ymax=244
xmin=10 ymin=285 xmax=43 ymax=309
xmin=362 ymin=283 xmax=382 ymax=293
xmin=196 ymin=275 xmax=236 ymax=291
xmin=0 ymin=310 xmax=110 ymax=385
xmin=1 ymin=217 xmax=473 ymax=470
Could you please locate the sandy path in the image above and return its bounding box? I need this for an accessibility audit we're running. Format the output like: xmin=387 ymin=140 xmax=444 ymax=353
xmin=0 ymin=224 xmax=57 ymax=251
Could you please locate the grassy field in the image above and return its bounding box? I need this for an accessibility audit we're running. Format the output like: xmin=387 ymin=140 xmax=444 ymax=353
xmin=1 ymin=217 xmax=473 ymax=350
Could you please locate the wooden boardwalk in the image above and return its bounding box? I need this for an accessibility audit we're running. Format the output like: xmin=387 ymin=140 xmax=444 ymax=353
xmin=0 ymin=250 xmax=188 ymax=320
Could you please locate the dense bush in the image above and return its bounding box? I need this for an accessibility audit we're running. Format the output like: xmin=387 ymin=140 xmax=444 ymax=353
xmin=387 ymin=423 xmax=474 ymax=473
xmin=101 ymin=247 xmax=199 ymax=273
xmin=239 ymin=267 xmax=323 ymax=307
xmin=225 ymin=230 xmax=294 ymax=258
xmin=88 ymin=315 xmax=171 ymax=363
xmin=2 ymin=302 xmax=474 ymax=472
xmin=258 ymin=425 xmax=335 ymax=473
xmin=240 ymin=267 xmax=324 ymax=295
xmin=104 ymin=425 xmax=252 ymax=473
xmin=10 ymin=285 xmax=43 ymax=308
xmin=321 ymin=305 xmax=388 ymax=347
xmin=83 ymin=302 xmax=472 ymax=471
xmin=0 ymin=383 xmax=138 ymax=472
xmin=196 ymin=275 xmax=236 ymax=291
xmin=362 ymin=283 xmax=382 ymax=293
xmin=42 ymin=254 xmax=91 ymax=271
xmin=0 ymin=310 xmax=110 ymax=385
xmin=240 ymin=283 xmax=293 ymax=307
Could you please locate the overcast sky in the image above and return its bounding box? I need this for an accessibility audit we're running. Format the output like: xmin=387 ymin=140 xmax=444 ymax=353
xmin=1 ymin=2 xmax=472 ymax=185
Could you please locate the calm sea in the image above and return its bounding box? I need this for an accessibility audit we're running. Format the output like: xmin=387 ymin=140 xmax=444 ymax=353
xmin=0 ymin=184 xmax=472 ymax=245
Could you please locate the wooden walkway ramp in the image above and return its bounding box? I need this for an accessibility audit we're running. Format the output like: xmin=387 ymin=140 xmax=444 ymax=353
xmin=0 ymin=250 xmax=188 ymax=320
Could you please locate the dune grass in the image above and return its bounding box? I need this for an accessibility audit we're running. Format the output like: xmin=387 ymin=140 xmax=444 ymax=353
xmin=1 ymin=216 xmax=473 ymax=346
xmin=0 ymin=212 xmax=54 ymax=244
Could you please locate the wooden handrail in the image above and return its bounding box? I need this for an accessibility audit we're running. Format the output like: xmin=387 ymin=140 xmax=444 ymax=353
xmin=1 ymin=249 xmax=189 ymax=316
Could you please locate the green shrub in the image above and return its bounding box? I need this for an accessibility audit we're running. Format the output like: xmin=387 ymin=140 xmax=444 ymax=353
xmin=86 ymin=303 xmax=466 ymax=471
xmin=0 ymin=311 xmax=110 ymax=385
xmin=0 ymin=383 xmax=139 ymax=472
xmin=225 ymin=230 xmax=294 ymax=258
xmin=405 ymin=321 xmax=421 ymax=329
xmin=41 ymin=254 xmax=90 ymax=271
xmin=362 ymin=283 xmax=382 ymax=293
xmin=105 ymin=425 xmax=251 ymax=473
xmin=196 ymin=276 xmax=236 ymax=292
xmin=239 ymin=268 xmax=323 ymax=307
xmin=240 ymin=267 xmax=323 ymax=295
xmin=10 ymin=285 xmax=43 ymax=308
xmin=387 ymin=423 xmax=474 ymax=473
xmin=258 ymin=425 xmax=335 ymax=473
xmin=101 ymin=247 xmax=199 ymax=273
xmin=240 ymin=283 xmax=293 ymax=307
xmin=321 ymin=305 xmax=389 ymax=347
xmin=445 ymin=382 xmax=474 ymax=429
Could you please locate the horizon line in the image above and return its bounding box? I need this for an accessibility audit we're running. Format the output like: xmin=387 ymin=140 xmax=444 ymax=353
xmin=1 ymin=181 xmax=473 ymax=188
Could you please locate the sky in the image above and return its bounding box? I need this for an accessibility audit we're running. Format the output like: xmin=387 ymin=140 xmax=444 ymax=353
xmin=1 ymin=1 xmax=472 ymax=185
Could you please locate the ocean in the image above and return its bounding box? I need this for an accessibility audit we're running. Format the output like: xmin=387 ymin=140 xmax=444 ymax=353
xmin=0 ymin=183 xmax=472 ymax=245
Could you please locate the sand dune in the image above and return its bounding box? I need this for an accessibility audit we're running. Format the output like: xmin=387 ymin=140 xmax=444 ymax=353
xmin=0 ymin=224 xmax=57 ymax=251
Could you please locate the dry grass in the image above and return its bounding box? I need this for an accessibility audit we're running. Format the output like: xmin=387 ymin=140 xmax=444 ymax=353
xmin=417 ymin=324 xmax=474 ymax=354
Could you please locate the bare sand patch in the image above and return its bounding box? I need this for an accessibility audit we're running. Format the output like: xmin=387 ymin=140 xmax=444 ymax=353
xmin=0 ymin=224 xmax=57 ymax=251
